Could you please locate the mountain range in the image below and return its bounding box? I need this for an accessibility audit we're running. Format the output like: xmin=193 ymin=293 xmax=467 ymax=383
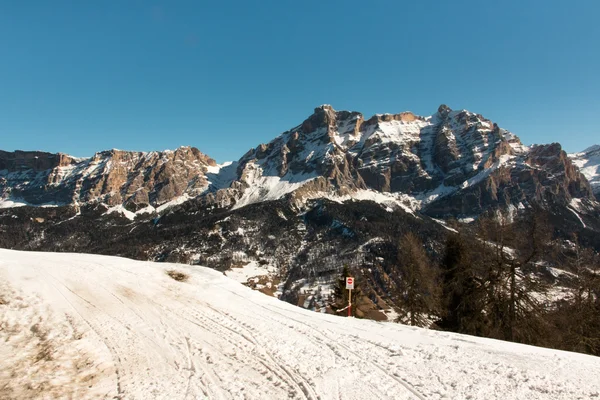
xmin=1 ymin=104 xmax=599 ymax=323
xmin=2 ymin=104 xmax=598 ymax=217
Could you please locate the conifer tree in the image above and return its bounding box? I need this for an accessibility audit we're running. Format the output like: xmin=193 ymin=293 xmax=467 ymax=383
xmin=394 ymin=232 xmax=440 ymax=326
xmin=438 ymin=234 xmax=487 ymax=335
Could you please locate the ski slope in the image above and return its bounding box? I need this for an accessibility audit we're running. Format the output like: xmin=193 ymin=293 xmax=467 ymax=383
xmin=1 ymin=250 xmax=599 ymax=400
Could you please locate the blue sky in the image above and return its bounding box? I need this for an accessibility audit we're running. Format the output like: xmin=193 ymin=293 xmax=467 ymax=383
xmin=1 ymin=1 xmax=598 ymax=162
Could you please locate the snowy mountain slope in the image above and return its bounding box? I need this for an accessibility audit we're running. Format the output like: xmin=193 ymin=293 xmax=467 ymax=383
xmin=225 ymin=105 xmax=595 ymax=217
xmin=570 ymin=145 xmax=600 ymax=198
xmin=1 ymin=249 xmax=599 ymax=400
xmin=228 ymin=105 xmax=519 ymax=209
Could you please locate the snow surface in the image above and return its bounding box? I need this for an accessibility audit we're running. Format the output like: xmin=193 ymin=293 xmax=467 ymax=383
xmin=0 ymin=197 xmax=63 ymax=209
xmin=105 ymin=204 xmax=137 ymax=220
xmin=103 ymin=194 xmax=196 ymax=221
xmin=224 ymin=260 xmax=274 ymax=284
xmin=1 ymin=249 xmax=600 ymax=399
xmin=232 ymin=161 xmax=317 ymax=210
xmin=567 ymin=206 xmax=586 ymax=228
xmin=0 ymin=198 xmax=28 ymax=208
xmin=206 ymin=161 xmax=238 ymax=189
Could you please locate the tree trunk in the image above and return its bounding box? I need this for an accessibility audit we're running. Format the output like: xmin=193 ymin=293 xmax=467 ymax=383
xmin=509 ymin=262 xmax=516 ymax=341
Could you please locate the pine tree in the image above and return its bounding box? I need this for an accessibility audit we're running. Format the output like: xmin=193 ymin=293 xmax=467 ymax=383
xmin=394 ymin=232 xmax=440 ymax=326
xmin=438 ymin=234 xmax=487 ymax=335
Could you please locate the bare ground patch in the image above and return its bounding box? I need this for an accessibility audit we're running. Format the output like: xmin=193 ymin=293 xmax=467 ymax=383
xmin=0 ymin=279 xmax=116 ymax=399
xmin=166 ymin=269 xmax=189 ymax=282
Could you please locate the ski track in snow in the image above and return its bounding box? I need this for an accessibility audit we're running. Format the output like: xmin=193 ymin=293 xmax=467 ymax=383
xmin=1 ymin=250 xmax=600 ymax=400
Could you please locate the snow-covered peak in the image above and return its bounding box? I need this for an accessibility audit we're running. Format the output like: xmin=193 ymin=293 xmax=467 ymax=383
xmin=226 ymin=104 xmax=534 ymax=211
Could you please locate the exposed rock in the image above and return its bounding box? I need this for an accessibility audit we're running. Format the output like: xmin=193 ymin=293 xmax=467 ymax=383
xmin=0 ymin=150 xmax=77 ymax=172
xmin=437 ymin=104 xmax=452 ymax=118
xmin=0 ymin=147 xmax=216 ymax=210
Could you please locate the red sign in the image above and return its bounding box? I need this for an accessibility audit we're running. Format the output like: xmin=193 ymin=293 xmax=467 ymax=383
xmin=346 ymin=277 xmax=354 ymax=289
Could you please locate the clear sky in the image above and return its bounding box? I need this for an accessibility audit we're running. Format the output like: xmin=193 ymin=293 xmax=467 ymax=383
xmin=1 ymin=1 xmax=598 ymax=162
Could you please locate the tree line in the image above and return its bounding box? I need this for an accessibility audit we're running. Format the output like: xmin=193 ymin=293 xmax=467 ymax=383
xmin=333 ymin=211 xmax=600 ymax=356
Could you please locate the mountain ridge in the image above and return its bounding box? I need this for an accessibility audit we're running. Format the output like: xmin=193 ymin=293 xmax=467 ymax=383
xmin=1 ymin=104 xmax=598 ymax=221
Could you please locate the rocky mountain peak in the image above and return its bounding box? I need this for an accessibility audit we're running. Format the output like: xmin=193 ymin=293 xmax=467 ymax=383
xmin=315 ymin=104 xmax=334 ymax=112
xmin=226 ymin=104 xmax=598 ymax=217
xmin=437 ymin=104 xmax=452 ymax=118
xmin=300 ymin=104 xmax=339 ymax=133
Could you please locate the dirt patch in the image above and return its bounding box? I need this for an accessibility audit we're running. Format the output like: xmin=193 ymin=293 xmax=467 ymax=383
xmin=116 ymin=285 xmax=140 ymax=301
xmin=166 ymin=270 xmax=189 ymax=282
xmin=0 ymin=281 xmax=115 ymax=399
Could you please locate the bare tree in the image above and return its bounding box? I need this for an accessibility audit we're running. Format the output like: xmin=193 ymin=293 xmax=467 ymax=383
xmin=552 ymin=240 xmax=600 ymax=355
xmin=475 ymin=210 xmax=551 ymax=343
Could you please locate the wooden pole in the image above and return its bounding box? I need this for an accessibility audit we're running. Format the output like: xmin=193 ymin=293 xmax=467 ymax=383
xmin=347 ymin=288 xmax=352 ymax=317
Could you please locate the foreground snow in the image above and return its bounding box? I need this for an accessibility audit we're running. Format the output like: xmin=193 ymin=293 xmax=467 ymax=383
xmin=1 ymin=250 xmax=599 ymax=400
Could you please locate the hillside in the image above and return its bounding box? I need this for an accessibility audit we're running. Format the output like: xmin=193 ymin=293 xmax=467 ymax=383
xmin=1 ymin=249 xmax=599 ymax=400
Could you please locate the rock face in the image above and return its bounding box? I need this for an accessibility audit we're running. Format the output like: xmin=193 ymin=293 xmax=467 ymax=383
xmin=0 ymin=147 xmax=216 ymax=211
xmin=570 ymin=145 xmax=600 ymax=199
xmin=0 ymin=150 xmax=76 ymax=172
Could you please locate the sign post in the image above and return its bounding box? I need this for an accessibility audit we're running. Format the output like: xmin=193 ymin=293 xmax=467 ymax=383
xmin=345 ymin=277 xmax=354 ymax=317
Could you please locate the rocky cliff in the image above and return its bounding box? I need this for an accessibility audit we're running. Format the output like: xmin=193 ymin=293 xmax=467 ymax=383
xmin=0 ymin=147 xmax=216 ymax=212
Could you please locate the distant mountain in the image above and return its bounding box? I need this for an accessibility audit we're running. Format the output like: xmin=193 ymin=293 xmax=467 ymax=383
xmin=569 ymin=145 xmax=600 ymax=197
xmin=2 ymin=105 xmax=596 ymax=220
xmin=225 ymin=104 xmax=596 ymax=219
xmin=0 ymin=147 xmax=219 ymax=215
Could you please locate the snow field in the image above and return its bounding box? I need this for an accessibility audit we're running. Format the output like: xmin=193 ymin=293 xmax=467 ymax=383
xmin=1 ymin=249 xmax=599 ymax=399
